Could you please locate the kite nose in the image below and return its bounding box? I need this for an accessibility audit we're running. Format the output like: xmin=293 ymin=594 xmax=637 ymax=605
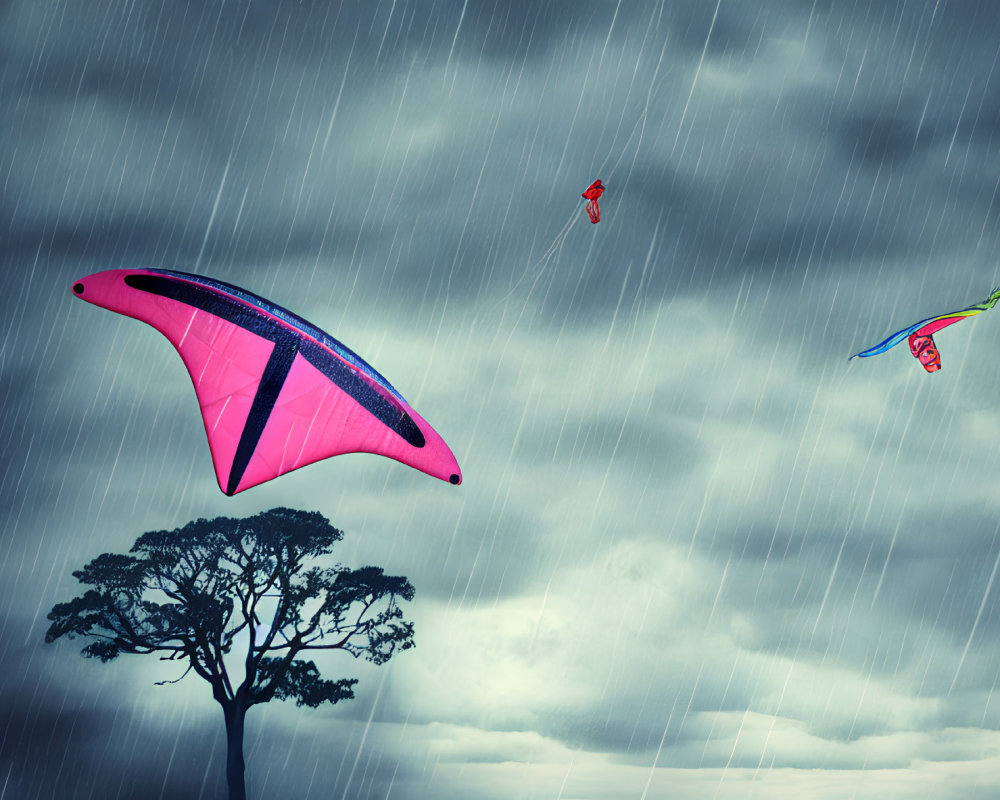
xmin=449 ymin=473 xmax=461 ymax=485
xmin=73 ymin=282 xmax=85 ymax=295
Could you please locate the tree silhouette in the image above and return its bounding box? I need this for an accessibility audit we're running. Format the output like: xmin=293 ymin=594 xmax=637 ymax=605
xmin=45 ymin=507 xmax=414 ymax=800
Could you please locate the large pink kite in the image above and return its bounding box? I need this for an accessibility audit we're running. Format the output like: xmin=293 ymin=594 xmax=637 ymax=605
xmin=72 ymin=269 xmax=462 ymax=494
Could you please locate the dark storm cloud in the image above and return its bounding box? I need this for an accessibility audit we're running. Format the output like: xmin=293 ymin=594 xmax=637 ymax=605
xmin=0 ymin=604 xmax=224 ymax=799
xmin=0 ymin=204 xmax=379 ymax=274
xmin=0 ymin=2 xmax=393 ymax=273
xmin=0 ymin=0 xmax=788 ymax=313
xmin=0 ymin=698 xmax=229 ymax=799
xmin=0 ymin=0 xmax=863 ymax=326
xmin=841 ymin=107 xmax=933 ymax=166
xmin=563 ymin=1 xmax=1000 ymax=302
xmin=4 ymin=0 xmax=999 ymax=323
xmin=0 ymin=659 xmax=412 ymax=800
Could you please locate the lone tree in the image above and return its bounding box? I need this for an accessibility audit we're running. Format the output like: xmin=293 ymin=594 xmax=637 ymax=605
xmin=45 ymin=507 xmax=414 ymax=800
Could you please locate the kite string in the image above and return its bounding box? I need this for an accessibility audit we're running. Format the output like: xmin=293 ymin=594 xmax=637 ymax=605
xmin=480 ymin=204 xmax=583 ymax=316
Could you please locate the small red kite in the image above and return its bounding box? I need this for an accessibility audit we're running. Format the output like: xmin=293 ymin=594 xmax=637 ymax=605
xmin=582 ymin=179 xmax=605 ymax=224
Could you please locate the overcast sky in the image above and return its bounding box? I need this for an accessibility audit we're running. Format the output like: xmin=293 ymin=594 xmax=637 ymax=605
xmin=6 ymin=1 xmax=1000 ymax=797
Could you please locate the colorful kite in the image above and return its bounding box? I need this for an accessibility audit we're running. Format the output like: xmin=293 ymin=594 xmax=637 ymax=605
xmin=849 ymin=287 xmax=1000 ymax=372
xmin=72 ymin=269 xmax=462 ymax=494
xmin=582 ymin=179 xmax=605 ymax=224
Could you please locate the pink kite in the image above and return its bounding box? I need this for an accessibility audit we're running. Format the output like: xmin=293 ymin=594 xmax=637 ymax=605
xmin=72 ymin=269 xmax=462 ymax=494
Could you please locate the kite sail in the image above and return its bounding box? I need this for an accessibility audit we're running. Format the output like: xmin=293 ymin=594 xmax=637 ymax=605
xmin=849 ymin=287 xmax=1000 ymax=372
xmin=582 ymin=179 xmax=605 ymax=224
xmin=72 ymin=269 xmax=462 ymax=494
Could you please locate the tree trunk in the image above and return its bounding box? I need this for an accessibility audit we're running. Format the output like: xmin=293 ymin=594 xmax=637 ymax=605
xmin=223 ymin=702 xmax=247 ymax=800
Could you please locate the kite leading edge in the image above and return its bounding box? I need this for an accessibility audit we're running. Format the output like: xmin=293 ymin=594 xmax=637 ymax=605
xmin=849 ymin=287 xmax=1000 ymax=372
xmin=72 ymin=269 xmax=462 ymax=494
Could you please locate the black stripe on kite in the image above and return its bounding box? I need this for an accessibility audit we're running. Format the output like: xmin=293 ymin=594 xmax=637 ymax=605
xmin=229 ymin=332 xmax=298 ymax=495
xmin=124 ymin=273 xmax=424 ymax=494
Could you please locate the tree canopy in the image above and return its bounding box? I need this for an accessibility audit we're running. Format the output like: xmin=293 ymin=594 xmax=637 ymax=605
xmin=45 ymin=507 xmax=416 ymax=799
